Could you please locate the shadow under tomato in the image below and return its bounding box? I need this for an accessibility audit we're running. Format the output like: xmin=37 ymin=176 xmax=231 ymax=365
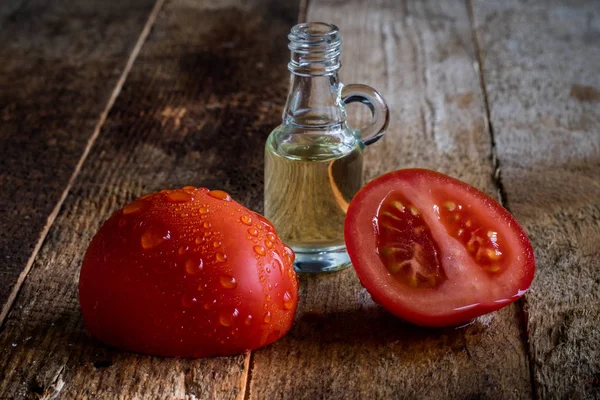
xmin=287 ymin=306 xmax=482 ymax=359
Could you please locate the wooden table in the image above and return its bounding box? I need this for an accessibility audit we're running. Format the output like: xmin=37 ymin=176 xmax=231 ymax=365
xmin=1 ymin=0 xmax=598 ymax=398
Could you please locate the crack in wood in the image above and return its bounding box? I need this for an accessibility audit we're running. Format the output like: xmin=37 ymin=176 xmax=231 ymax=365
xmin=240 ymin=351 xmax=254 ymax=400
xmin=466 ymin=1 xmax=537 ymax=399
xmin=299 ymin=0 xmax=310 ymax=23
xmin=0 ymin=0 xmax=167 ymax=330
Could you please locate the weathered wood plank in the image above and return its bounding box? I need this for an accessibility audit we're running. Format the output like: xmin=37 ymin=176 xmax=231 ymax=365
xmin=0 ymin=0 xmax=298 ymax=398
xmin=0 ymin=0 xmax=160 ymax=322
xmin=472 ymin=0 xmax=600 ymax=398
xmin=249 ymin=0 xmax=532 ymax=399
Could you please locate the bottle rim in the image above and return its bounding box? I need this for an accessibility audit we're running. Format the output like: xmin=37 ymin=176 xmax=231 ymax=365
xmin=288 ymin=22 xmax=342 ymax=76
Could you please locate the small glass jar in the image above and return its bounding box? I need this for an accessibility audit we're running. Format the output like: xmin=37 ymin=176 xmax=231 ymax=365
xmin=264 ymin=22 xmax=389 ymax=273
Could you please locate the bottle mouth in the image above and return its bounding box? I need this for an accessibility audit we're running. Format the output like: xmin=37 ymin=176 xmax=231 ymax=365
xmin=288 ymin=22 xmax=342 ymax=76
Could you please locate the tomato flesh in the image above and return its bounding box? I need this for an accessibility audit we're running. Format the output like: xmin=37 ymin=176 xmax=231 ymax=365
xmin=345 ymin=169 xmax=535 ymax=327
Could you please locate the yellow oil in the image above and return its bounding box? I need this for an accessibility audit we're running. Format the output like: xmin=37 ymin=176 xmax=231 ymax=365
xmin=264 ymin=138 xmax=363 ymax=252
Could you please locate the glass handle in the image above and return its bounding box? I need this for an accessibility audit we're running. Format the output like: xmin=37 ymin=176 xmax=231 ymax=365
xmin=342 ymin=84 xmax=389 ymax=146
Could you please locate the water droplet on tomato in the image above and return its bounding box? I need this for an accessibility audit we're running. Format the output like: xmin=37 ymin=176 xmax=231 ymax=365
xmin=203 ymin=221 xmax=211 ymax=229
xmin=199 ymin=207 xmax=209 ymax=214
xmin=213 ymin=241 xmax=222 ymax=248
xmin=167 ymin=190 xmax=193 ymax=203
xmin=272 ymin=258 xmax=283 ymax=276
xmin=256 ymin=214 xmax=276 ymax=231
xmin=140 ymin=226 xmax=170 ymax=249
xmin=244 ymin=315 xmax=253 ymax=326
xmin=216 ymin=252 xmax=227 ymax=262
xmin=181 ymin=295 xmax=197 ymax=308
xmin=266 ymin=232 xmax=276 ymax=242
xmin=248 ymin=228 xmax=258 ymax=236
xmin=185 ymin=258 xmax=203 ymax=275
xmin=203 ymin=299 xmax=216 ymax=310
xmin=266 ymin=295 xmax=272 ymax=302
xmin=283 ymin=291 xmax=294 ymax=310
xmin=195 ymin=236 xmax=202 ymax=244
xmin=219 ymin=275 xmax=237 ymax=289
xmin=263 ymin=311 xmax=271 ymax=323
xmin=123 ymin=201 xmax=147 ymax=215
xmin=259 ymin=275 xmax=265 ymax=282
xmin=208 ymin=190 xmax=231 ymax=201
xmin=219 ymin=308 xmax=239 ymax=327
xmin=265 ymin=240 xmax=274 ymax=249
xmin=283 ymin=246 xmax=295 ymax=263
xmin=254 ymin=245 xmax=266 ymax=256
xmin=240 ymin=215 xmax=252 ymax=226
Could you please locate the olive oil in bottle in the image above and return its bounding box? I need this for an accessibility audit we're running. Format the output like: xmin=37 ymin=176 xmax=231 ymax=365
xmin=264 ymin=137 xmax=363 ymax=251
xmin=264 ymin=23 xmax=389 ymax=273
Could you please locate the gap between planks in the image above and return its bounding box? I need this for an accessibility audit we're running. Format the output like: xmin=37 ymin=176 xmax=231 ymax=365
xmin=0 ymin=0 xmax=167 ymax=328
xmin=298 ymin=0 xmax=310 ymax=23
xmin=466 ymin=0 xmax=537 ymax=399
xmin=238 ymin=351 xmax=254 ymax=400
xmin=238 ymin=3 xmax=308 ymax=397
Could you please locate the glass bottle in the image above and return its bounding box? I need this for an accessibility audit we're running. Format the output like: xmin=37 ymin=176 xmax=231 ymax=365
xmin=264 ymin=22 xmax=389 ymax=273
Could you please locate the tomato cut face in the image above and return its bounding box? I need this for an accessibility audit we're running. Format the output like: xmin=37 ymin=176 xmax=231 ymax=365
xmin=345 ymin=169 xmax=535 ymax=327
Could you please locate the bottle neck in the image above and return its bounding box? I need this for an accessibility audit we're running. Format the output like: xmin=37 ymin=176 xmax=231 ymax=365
xmin=283 ymin=73 xmax=345 ymax=127
xmin=282 ymin=22 xmax=345 ymax=127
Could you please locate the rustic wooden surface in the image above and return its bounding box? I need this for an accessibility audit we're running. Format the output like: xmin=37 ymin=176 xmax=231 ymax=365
xmin=250 ymin=0 xmax=531 ymax=399
xmin=0 ymin=0 xmax=159 ymax=323
xmin=472 ymin=1 xmax=600 ymax=399
xmin=0 ymin=0 xmax=598 ymax=399
xmin=0 ymin=0 xmax=296 ymax=398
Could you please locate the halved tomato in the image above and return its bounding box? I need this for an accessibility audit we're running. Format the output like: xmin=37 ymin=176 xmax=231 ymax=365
xmin=344 ymin=169 xmax=535 ymax=327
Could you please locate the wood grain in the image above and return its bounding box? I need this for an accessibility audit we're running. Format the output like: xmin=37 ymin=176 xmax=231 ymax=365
xmin=472 ymin=0 xmax=600 ymax=398
xmin=249 ymin=0 xmax=532 ymax=399
xmin=0 ymin=0 xmax=159 ymax=321
xmin=0 ymin=0 xmax=298 ymax=398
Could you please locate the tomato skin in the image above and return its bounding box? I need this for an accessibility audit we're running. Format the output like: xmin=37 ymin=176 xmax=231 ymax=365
xmin=345 ymin=169 xmax=535 ymax=327
xmin=79 ymin=187 xmax=298 ymax=358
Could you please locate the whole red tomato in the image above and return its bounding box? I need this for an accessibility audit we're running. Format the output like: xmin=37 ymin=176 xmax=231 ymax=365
xmin=79 ymin=187 xmax=298 ymax=358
